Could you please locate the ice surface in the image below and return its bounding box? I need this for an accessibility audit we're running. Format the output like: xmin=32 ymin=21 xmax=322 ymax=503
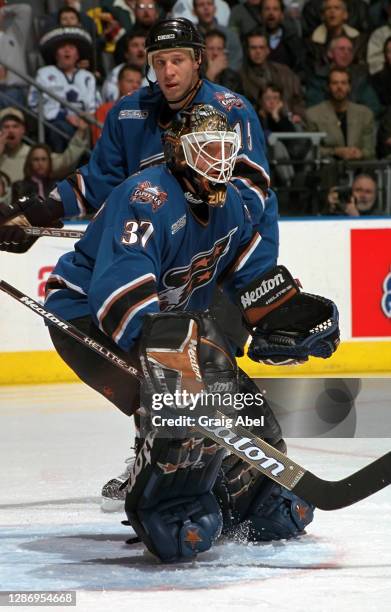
xmin=0 ymin=383 xmax=390 ymax=612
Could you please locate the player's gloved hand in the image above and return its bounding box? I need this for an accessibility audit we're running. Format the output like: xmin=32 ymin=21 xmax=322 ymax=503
xmin=237 ymin=265 xmax=340 ymax=366
xmin=0 ymin=194 xmax=64 ymax=253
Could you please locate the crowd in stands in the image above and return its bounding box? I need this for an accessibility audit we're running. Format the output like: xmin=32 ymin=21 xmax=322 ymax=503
xmin=0 ymin=0 xmax=391 ymax=216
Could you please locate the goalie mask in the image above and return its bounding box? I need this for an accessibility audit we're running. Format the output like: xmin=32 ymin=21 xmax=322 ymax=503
xmin=164 ymin=104 xmax=240 ymax=207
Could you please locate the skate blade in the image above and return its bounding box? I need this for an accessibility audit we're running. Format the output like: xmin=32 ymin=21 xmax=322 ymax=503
xmin=100 ymin=497 xmax=125 ymax=513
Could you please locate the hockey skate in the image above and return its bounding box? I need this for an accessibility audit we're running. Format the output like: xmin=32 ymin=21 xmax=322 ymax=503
xmin=101 ymin=456 xmax=135 ymax=512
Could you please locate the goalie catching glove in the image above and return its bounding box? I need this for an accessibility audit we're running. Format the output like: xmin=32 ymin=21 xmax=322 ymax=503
xmin=237 ymin=265 xmax=340 ymax=365
xmin=0 ymin=194 xmax=64 ymax=253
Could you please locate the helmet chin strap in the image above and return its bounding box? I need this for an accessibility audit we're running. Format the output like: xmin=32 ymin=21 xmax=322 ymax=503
xmin=165 ymin=78 xmax=201 ymax=107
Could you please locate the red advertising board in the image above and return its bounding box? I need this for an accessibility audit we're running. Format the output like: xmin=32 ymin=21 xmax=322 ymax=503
xmin=351 ymin=228 xmax=391 ymax=337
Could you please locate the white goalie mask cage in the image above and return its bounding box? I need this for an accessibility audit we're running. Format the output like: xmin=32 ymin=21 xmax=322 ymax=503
xmin=180 ymin=130 xmax=240 ymax=183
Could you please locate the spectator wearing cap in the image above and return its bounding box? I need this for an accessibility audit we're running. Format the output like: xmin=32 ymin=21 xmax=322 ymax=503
xmin=42 ymin=1 xmax=98 ymax=41
xmin=0 ymin=2 xmax=32 ymax=108
xmin=0 ymin=107 xmax=89 ymax=183
xmin=28 ymin=27 xmax=99 ymax=153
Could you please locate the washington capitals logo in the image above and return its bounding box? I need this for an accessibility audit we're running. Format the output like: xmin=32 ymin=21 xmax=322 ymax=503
xmin=214 ymin=91 xmax=244 ymax=112
xmin=381 ymin=270 xmax=391 ymax=318
xmin=131 ymin=181 xmax=168 ymax=211
xmin=159 ymin=228 xmax=238 ymax=310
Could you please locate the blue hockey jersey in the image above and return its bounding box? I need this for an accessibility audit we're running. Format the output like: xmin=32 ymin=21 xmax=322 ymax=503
xmin=46 ymin=165 xmax=272 ymax=353
xmin=57 ymin=80 xmax=279 ymax=270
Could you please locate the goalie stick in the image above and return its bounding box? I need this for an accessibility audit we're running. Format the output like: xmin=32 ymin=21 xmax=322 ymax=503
xmin=22 ymin=226 xmax=85 ymax=239
xmin=1 ymin=278 xmax=390 ymax=511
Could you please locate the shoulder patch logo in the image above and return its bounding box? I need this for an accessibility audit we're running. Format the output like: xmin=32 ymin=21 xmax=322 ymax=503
xmin=131 ymin=180 xmax=168 ymax=211
xmin=119 ymin=109 xmax=149 ymax=120
xmin=214 ymin=91 xmax=244 ymax=112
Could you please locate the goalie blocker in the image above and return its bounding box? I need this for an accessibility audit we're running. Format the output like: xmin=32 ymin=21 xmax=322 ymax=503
xmin=237 ymin=265 xmax=340 ymax=365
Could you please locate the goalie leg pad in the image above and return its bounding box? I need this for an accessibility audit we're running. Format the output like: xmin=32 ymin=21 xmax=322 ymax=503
xmin=125 ymin=434 xmax=225 ymax=562
xmin=245 ymin=484 xmax=315 ymax=541
xmin=214 ymin=453 xmax=314 ymax=541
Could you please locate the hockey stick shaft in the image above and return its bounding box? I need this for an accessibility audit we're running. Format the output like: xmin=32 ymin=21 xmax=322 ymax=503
xmin=23 ymin=227 xmax=85 ymax=239
xmin=1 ymin=278 xmax=390 ymax=510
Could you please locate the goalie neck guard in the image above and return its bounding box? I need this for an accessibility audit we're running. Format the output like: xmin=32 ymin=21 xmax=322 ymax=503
xmin=163 ymin=104 xmax=240 ymax=207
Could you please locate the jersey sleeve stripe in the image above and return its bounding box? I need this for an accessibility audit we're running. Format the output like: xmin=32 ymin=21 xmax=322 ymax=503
xmin=234 ymin=153 xmax=271 ymax=186
xmin=97 ymin=273 xmax=156 ymax=322
xmin=45 ymin=274 xmax=87 ymax=299
xmin=113 ymin=295 xmax=159 ymax=344
xmin=233 ymin=176 xmax=266 ymax=211
xmin=97 ymin=274 xmax=157 ymax=338
xmin=223 ymin=232 xmax=262 ymax=278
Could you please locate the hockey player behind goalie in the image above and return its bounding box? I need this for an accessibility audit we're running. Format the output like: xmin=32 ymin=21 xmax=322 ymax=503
xmin=42 ymin=104 xmax=338 ymax=562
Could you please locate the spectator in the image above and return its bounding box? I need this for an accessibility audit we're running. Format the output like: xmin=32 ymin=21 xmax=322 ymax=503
xmin=371 ymin=36 xmax=391 ymax=106
xmin=92 ymin=64 xmax=143 ymax=144
xmin=323 ymin=174 xmax=380 ymax=215
xmin=12 ymin=145 xmax=56 ymax=201
xmin=193 ymin=0 xmax=242 ymax=70
xmin=0 ymin=169 xmax=11 ymax=206
xmin=351 ymin=174 xmax=381 ymax=214
xmin=172 ymin=0 xmax=230 ymax=26
xmin=203 ymin=30 xmax=242 ymax=90
xmin=241 ymin=30 xmax=305 ymax=119
xmin=367 ymin=0 xmax=391 ymax=75
xmin=257 ymin=84 xmax=297 ymax=185
xmin=306 ymin=35 xmax=382 ymax=117
xmin=42 ymin=0 xmax=98 ymax=40
xmin=306 ymin=0 xmax=367 ymax=73
xmin=103 ymin=31 xmax=147 ymax=102
xmin=376 ymin=105 xmax=391 ymax=158
xmin=0 ymin=2 xmax=32 ymax=108
xmin=113 ymin=0 xmax=160 ymax=63
xmin=305 ymin=68 xmax=375 ymax=160
xmin=203 ymin=30 xmax=243 ymax=92
xmin=103 ymin=0 xmax=136 ymax=33
xmin=229 ymin=0 xmax=264 ymax=39
xmin=302 ymin=0 xmax=370 ymax=39
xmin=0 ymin=107 xmax=89 ymax=183
xmin=29 ymin=27 xmax=98 ymax=153
xmin=260 ymin=0 xmax=306 ymax=74
xmin=55 ymin=7 xmax=105 ymax=75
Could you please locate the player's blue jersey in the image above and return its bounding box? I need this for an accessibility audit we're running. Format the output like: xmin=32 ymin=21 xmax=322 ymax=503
xmin=57 ymin=80 xmax=278 ymax=270
xmin=46 ymin=165 xmax=272 ymax=353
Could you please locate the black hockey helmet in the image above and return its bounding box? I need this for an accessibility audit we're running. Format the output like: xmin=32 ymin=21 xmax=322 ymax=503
xmin=145 ymin=18 xmax=205 ymax=64
xmin=163 ymin=104 xmax=240 ymax=207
